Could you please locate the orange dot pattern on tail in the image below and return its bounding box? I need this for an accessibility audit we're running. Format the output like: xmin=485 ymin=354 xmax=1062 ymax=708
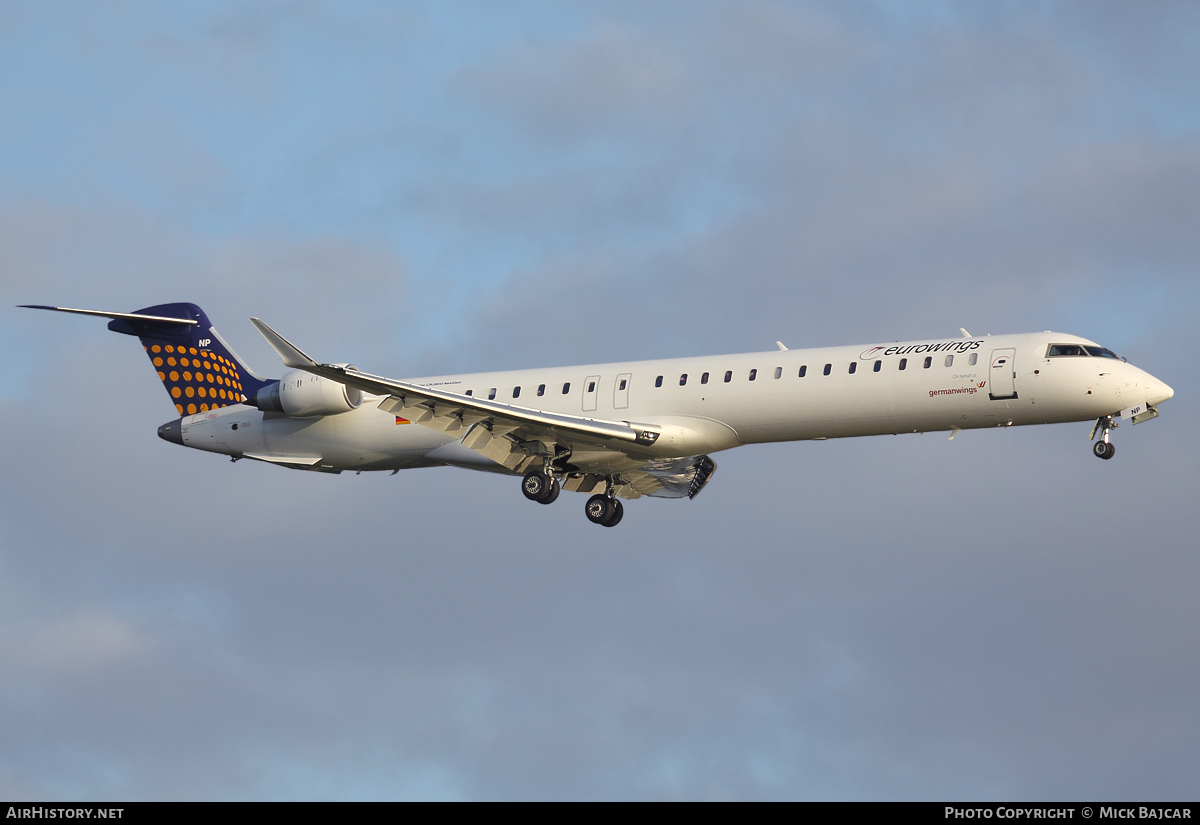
xmin=145 ymin=343 xmax=245 ymax=415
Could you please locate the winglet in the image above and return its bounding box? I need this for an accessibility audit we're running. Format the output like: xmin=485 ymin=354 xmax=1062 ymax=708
xmin=776 ymin=341 xmax=788 ymax=351
xmin=960 ymin=328 xmax=971 ymax=338
xmin=249 ymin=318 xmax=319 ymax=369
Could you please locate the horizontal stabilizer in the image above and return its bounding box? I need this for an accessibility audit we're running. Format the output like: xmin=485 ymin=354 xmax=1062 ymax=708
xmin=24 ymin=301 xmax=271 ymax=415
xmin=20 ymin=305 xmax=198 ymax=325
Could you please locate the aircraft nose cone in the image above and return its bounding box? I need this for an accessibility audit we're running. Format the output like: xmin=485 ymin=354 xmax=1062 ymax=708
xmin=1147 ymin=379 xmax=1174 ymax=406
xmin=157 ymin=419 xmax=183 ymax=446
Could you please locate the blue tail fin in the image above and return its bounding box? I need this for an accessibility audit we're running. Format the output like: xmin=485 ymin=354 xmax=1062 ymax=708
xmin=23 ymin=302 xmax=273 ymax=416
xmin=110 ymin=302 xmax=273 ymax=416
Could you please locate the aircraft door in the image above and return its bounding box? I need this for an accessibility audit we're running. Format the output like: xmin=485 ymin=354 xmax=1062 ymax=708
xmin=583 ymin=374 xmax=600 ymax=411
xmin=613 ymin=373 xmax=631 ymax=409
xmin=988 ymin=348 xmax=1017 ymax=400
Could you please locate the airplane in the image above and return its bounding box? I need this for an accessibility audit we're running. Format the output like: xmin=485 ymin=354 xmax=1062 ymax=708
xmin=22 ymin=302 xmax=1174 ymax=527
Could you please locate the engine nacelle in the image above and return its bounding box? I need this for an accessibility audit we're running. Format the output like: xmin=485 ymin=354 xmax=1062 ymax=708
xmin=254 ymin=368 xmax=362 ymax=418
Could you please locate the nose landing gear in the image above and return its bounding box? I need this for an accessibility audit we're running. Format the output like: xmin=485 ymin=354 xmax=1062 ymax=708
xmin=1089 ymin=415 xmax=1118 ymax=460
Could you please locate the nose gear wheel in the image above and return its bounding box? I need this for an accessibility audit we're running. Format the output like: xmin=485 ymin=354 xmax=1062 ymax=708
xmin=1088 ymin=415 xmax=1118 ymax=460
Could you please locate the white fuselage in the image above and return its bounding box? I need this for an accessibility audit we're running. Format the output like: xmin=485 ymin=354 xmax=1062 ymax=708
xmin=176 ymin=331 xmax=1173 ymax=473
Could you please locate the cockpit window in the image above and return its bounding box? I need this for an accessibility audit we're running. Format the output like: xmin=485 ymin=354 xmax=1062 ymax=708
xmin=1047 ymin=344 xmax=1122 ymax=359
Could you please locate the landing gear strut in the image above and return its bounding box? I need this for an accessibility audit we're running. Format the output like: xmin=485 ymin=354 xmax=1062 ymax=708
xmin=1089 ymin=415 xmax=1117 ymax=460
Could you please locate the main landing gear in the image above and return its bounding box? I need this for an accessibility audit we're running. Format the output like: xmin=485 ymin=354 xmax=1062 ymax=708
xmin=521 ymin=470 xmax=560 ymax=504
xmin=520 ymin=470 xmax=624 ymax=526
xmin=585 ymin=494 xmax=623 ymax=528
xmin=1089 ymin=415 xmax=1117 ymax=460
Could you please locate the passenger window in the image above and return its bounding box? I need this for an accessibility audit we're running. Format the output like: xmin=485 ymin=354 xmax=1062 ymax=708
xmin=923 ymin=357 xmax=932 ymax=369
xmin=968 ymin=353 xmax=977 ymax=366
xmin=848 ymin=362 xmax=857 ymax=374
xmin=944 ymin=355 xmax=953 ymax=367
xmin=874 ymin=360 xmax=881 ymax=372
xmin=724 ymin=370 xmax=732 ymax=383
xmin=799 ymin=365 xmax=807 ymax=377
xmin=655 ymin=375 xmax=663 ymax=388
xmin=513 ymin=387 xmax=521 ymax=398
xmin=618 ymin=379 xmax=627 ymax=391
xmin=465 ymin=389 xmax=473 ymax=396
xmin=823 ymin=363 xmax=831 ymax=376
xmin=700 ymin=372 xmax=709 ymax=384
xmin=537 ymin=384 xmax=545 ymax=396
xmin=488 ymin=388 xmax=497 ymax=399
xmin=587 ymin=381 xmax=595 ymax=392
xmin=774 ymin=366 xmax=782 ymax=379
xmin=899 ymin=358 xmax=907 ymax=370
xmin=749 ymin=369 xmax=757 ymax=381
xmin=562 ymin=382 xmax=570 ymax=394
xmin=679 ymin=374 xmax=687 ymax=386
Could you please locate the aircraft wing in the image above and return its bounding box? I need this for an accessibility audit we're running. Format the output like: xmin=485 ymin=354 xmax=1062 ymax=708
xmin=249 ymin=319 xmax=697 ymax=497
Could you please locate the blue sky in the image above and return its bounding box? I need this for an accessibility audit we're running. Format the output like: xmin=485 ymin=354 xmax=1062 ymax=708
xmin=1 ymin=1 xmax=1198 ymax=800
